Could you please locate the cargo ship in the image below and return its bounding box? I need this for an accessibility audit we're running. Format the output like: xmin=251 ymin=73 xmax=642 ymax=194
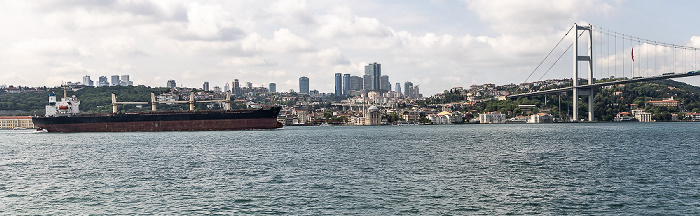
xmin=32 ymin=90 xmax=282 ymax=132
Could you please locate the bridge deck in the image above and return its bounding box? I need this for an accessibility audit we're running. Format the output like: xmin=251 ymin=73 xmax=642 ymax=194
xmin=507 ymin=72 xmax=700 ymax=98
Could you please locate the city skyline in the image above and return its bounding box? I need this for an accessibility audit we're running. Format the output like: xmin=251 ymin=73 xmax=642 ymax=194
xmin=1 ymin=1 xmax=699 ymax=95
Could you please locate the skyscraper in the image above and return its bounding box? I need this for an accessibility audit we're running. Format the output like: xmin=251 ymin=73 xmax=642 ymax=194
xmin=334 ymin=73 xmax=342 ymax=96
xmin=380 ymin=75 xmax=390 ymax=91
xmin=364 ymin=62 xmax=381 ymax=90
xmin=404 ymin=81 xmax=414 ymax=98
xmin=299 ymin=76 xmax=309 ymax=94
xmin=98 ymin=76 xmax=109 ymax=87
xmin=224 ymin=82 xmax=230 ymax=93
xmin=111 ymin=75 xmax=120 ymax=86
xmin=246 ymin=82 xmax=252 ymax=89
xmin=167 ymin=80 xmax=176 ymax=88
xmin=269 ymin=83 xmax=276 ymax=93
xmin=363 ymin=74 xmax=372 ymax=90
xmin=395 ymin=82 xmax=401 ymax=93
xmin=82 ymin=75 xmax=93 ymax=87
xmin=233 ymin=79 xmax=240 ymax=95
xmin=342 ymin=74 xmax=350 ymax=96
xmin=120 ymin=75 xmax=132 ymax=86
xmin=203 ymin=81 xmax=209 ymax=91
xmin=349 ymin=76 xmax=363 ymax=91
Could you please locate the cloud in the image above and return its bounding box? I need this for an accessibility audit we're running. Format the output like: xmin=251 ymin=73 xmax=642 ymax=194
xmin=218 ymin=56 xmax=277 ymax=67
xmin=100 ymin=35 xmax=146 ymax=57
xmin=465 ymin=0 xmax=614 ymax=34
xmin=266 ymin=0 xmax=315 ymax=25
xmin=315 ymin=6 xmax=392 ymax=38
xmin=11 ymin=38 xmax=82 ymax=57
xmin=241 ymin=28 xmax=313 ymax=53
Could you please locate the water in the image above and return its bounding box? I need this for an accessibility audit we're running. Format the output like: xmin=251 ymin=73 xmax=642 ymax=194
xmin=1 ymin=123 xmax=699 ymax=215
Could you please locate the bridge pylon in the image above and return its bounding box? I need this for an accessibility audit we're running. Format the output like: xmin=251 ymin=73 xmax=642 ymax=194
xmin=573 ymin=24 xmax=594 ymax=122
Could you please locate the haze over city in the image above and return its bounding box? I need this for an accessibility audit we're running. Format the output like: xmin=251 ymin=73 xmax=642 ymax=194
xmin=1 ymin=0 xmax=699 ymax=95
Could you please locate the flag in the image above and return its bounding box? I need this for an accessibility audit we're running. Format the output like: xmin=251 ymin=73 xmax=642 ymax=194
xmin=631 ymin=48 xmax=634 ymax=61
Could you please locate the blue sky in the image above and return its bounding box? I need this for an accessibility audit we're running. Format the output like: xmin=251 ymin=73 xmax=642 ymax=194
xmin=1 ymin=0 xmax=699 ymax=95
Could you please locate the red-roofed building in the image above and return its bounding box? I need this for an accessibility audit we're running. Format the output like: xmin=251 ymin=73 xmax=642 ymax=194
xmin=646 ymin=100 xmax=680 ymax=107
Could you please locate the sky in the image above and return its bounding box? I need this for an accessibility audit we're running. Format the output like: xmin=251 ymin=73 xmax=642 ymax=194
xmin=1 ymin=0 xmax=700 ymax=95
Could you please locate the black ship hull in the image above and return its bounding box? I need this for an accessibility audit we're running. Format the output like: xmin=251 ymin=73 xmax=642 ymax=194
xmin=32 ymin=107 xmax=283 ymax=132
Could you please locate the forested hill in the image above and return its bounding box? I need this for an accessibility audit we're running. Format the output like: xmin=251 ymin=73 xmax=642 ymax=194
xmin=0 ymin=86 xmax=170 ymax=116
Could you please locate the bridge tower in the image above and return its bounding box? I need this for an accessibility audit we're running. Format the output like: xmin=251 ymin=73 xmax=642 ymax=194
xmin=573 ymin=24 xmax=594 ymax=122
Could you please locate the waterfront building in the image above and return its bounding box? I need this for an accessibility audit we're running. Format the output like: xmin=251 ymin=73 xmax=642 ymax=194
xmin=479 ymin=112 xmax=506 ymax=124
xmin=528 ymin=113 xmax=553 ymax=123
xmin=335 ymin=73 xmax=342 ymax=96
xmin=203 ymin=81 xmax=209 ymax=91
xmin=365 ymin=105 xmax=381 ymax=125
xmin=364 ymin=62 xmax=381 ymax=90
xmin=614 ymin=112 xmax=634 ymax=122
xmin=111 ymin=75 xmax=120 ymax=86
xmin=98 ymin=76 xmax=109 ymax=87
xmin=299 ymin=76 xmax=309 ymax=94
xmin=685 ymin=112 xmax=700 ymax=121
xmin=632 ymin=109 xmax=654 ymax=122
xmin=342 ymin=74 xmax=350 ymax=96
xmin=0 ymin=116 xmax=34 ymax=129
xmin=82 ymin=75 xmax=93 ymax=87
xmin=269 ymin=83 xmax=276 ymax=93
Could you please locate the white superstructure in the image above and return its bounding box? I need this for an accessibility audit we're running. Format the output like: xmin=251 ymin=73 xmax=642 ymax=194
xmin=45 ymin=91 xmax=80 ymax=117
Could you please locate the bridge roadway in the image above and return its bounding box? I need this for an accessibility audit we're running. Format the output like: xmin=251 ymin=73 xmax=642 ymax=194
xmin=507 ymin=72 xmax=700 ymax=98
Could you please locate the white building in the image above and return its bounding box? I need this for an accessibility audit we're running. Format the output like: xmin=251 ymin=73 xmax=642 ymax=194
xmin=528 ymin=113 xmax=553 ymax=123
xmin=631 ymin=109 xmax=654 ymax=122
xmin=479 ymin=112 xmax=506 ymax=124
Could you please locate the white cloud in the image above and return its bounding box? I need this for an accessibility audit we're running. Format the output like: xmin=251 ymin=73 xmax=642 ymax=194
xmin=219 ymin=56 xmax=277 ymax=67
xmin=241 ymin=29 xmax=313 ymax=53
xmin=100 ymin=35 xmax=145 ymax=57
xmin=465 ymin=0 xmax=614 ymax=34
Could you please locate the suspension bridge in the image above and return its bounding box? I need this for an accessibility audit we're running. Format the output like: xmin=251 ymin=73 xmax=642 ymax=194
xmin=508 ymin=24 xmax=700 ymax=121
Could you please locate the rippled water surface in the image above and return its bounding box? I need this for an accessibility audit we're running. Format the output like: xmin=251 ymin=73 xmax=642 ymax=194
xmin=1 ymin=123 xmax=699 ymax=214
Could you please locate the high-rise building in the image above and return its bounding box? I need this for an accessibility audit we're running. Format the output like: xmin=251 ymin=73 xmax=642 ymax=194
xmin=299 ymin=76 xmax=309 ymax=94
xmin=167 ymin=80 xmax=176 ymax=88
xmin=334 ymin=73 xmax=342 ymax=96
xmin=349 ymin=76 xmax=363 ymax=90
xmin=233 ymin=79 xmax=240 ymax=95
xmin=111 ymin=75 xmax=120 ymax=86
xmin=213 ymin=86 xmax=221 ymax=93
xmin=269 ymin=83 xmax=276 ymax=93
xmin=224 ymin=82 xmax=230 ymax=93
xmin=364 ymin=62 xmax=381 ymax=90
xmin=98 ymin=76 xmax=109 ymax=87
xmin=120 ymin=75 xmax=132 ymax=86
xmin=363 ymin=74 xmax=373 ymax=90
xmin=342 ymin=74 xmax=350 ymax=96
xmin=246 ymin=82 xmax=252 ymax=89
xmin=380 ymin=75 xmax=390 ymax=91
xmin=404 ymin=81 xmax=414 ymax=98
xmin=203 ymin=81 xmax=209 ymax=91
xmin=395 ymin=82 xmax=401 ymax=93
xmin=82 ymin=75 xmax=93 ymax=87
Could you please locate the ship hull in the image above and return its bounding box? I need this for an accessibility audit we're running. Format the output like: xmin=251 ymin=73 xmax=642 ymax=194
xmin=32 ymin=107 xmax=283 ymax=132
